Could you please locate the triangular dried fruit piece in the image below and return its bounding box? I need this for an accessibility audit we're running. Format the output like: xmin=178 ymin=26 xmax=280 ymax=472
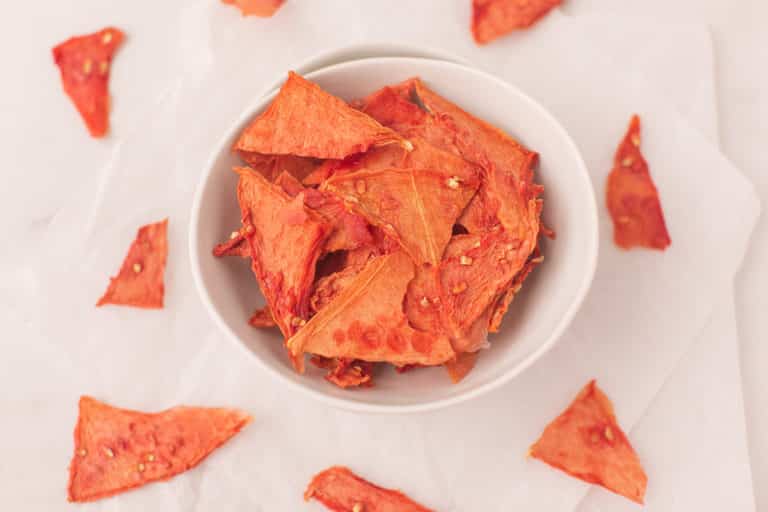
xmin=305 ymin=466 xmax=434 ymax=512
xmin=529 ymin=380 xmax=648 ymax=504
xmin=287 ymin=251 xmax=455 ymax=372
xmin=213 ymin=228 xmax=251 ymax=258
xmin=445 ymin=351 xmax=479 ymax=383
xmin=323 ymin=168 xmax=478 ymax=266
xmin=53 ymin=27 xmax=124 ymax=137
xmin=606 ymin=115 xmax=671 ymax=250
xmin=97 ymin=219 xmax=168 ymax=309
xmin=472 ymin=0 xmax=561 ymax=45
xmin=68 ymin=396 xmax=251 ymax=502
xmin=237 ymin=151 xmax=320 ymax=182
xmin=221 ymin=0 xmax=284 ymax=17
xmin=235 ymin=167 xmax=331 ymax=338
xmin=249 ymin=306 xmax=276 ymax=328
xmin=236 ymin=72 xmax=407 ymax=160
xmin=275 ymin=171 xmax=373 ymax=253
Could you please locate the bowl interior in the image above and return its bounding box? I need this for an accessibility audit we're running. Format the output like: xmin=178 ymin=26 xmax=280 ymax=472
xmin=190 ymin=57 xmax=597 ymax=412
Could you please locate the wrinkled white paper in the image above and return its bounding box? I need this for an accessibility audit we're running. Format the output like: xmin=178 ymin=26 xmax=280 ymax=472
xmin=0 ymin=3 xmax=758 ymax=511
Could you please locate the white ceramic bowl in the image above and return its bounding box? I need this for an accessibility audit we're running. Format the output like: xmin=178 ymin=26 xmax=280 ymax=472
xmin=190 ymin=56 xmax=598 ymax=413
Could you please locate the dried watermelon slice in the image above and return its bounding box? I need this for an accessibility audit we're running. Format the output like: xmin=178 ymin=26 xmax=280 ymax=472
xmin=323 ymin=167 xmax=478 ymax=266
xmin=221 ymin=0 xmax=284 ymax=17
xmin=305 ymin=466 xmax=434 ymax=512
xmin=96 ymin=219 xmax=168 ymax=309
xmin=249 ymin=306 xmax=276 ymax=328
xmin=237 ymin=150 xmax=320 ymax=182
xmin=445 ymin=351 xmax=479 ymax=383
xmin=235 ymin=167 xmax=330 ymax=339
xmin=361 ymin=84 xmax=427 ymax=133
xmin=53 ymin=27 xmax=124 ymax=137
xmin=67 ymin=396 xmax=251 ymax=502
xmin=213 ymin=228 xmax=251 ymax=258
xmin=606 ymin=115 xmax=671 ymax=250
xmin=311 ymin=357 xmax=374 ymax=389
xmin=287 ymin=251 xmax=455 ymax=372
xmin=530 ymin=380 xmax=648 ymax=504
xmin=472 ymin=0 xmax=562 ymax=45
xmin=275 ymin=171 xmax=373 ymax=253
xmin=236 ymin=72 xmax=407 ymax=160
xmin=488 ymin=246 xmax=543 ymax=332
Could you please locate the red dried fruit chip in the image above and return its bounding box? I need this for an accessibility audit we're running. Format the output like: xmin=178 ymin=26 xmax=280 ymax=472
xmin=235 ymin=167 xmax=330 ymax=340
xmin=236 ymin=72 xmax=407 ymax=160
xmin=472 ymin=0 xmax=562 ymax=45
xmin=606 ymin=115 xmax=671 ymax=250
xmin=67 ymin=396 xmax=251 ymax=502
xmin=249 ymin=306 xmax=276 ymax=328
xmin=53 ymin=27 xmax=124 ymax=137
xmin=287 ymin=251 xmax=455 ymax=372
xmin=305 ymin=466 xmax=434 ymax=512
xmin=488 ymin=245 xmax=543 ymax=332
xmin=445 ymin=351 xmax=479 ymax=383
xmin=237 ymin=150 xmax=321 ymax=182
xmin=529 ymin=380 xmax=648 ymax=504
xmin=212 ymin=229 xmax=251 ymax=258
xmin=310 ymin=357 xmax=374 ymax=389
xmin=221 ymin=0 xmax=284 ymax=17
xmin=323 ymin=167 xmax=479 ymax=266
xmin=96 ymin=219 xmax=168 ymax=309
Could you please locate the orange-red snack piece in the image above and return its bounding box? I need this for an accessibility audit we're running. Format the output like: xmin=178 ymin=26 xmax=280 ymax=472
xmin=236 ymin=167 xmax=330 ymax=340
xmin=52 ymin=27 xmax=124 ymax=137
xmin=311 ymin=356 xmax=374 ymax=389
xmin=472 ymin=0 xmax=561 ymax=45
xmin=445 ymin=351 xmax=479 ymax=383
xmin=249 ymin=306 xmax=276 ymax=328
xmin=606 ymin=115 xmax=671 ymax=250
xmin=529 ymin=380 xmax=648 ymax=504
xmin=287 ymin=251 xmax=455 ymax=372
xmin=237 ymin=151 xmax=320 ymax=182
xmin=305 ymin=466 xmax=434 ymax=512
xmin=67 ymin=396 xmax=251 ymax=502
xmin=236 ymin=72 xmax=407 ymax=160
xmin=221 ymin=0 xmax=284 ymax=17
xmin=97 ymin=219 xmax=168 ymax=309
xmin=323 ymin=168 xmax=478 ymax=266
xmin=213 ymin=228 xmax=251 ymax=258
xmin=488 ymin=245 xmax=543 ymax=332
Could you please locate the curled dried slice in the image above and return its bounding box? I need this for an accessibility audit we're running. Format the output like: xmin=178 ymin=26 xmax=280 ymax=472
xmin=236 ymin=72 xmax=406 ymax=160
xmin=249 ymin=306 xmax=276 ymax=328
xmin=235 ymin=167 xmax=330 ymax=339
xmin=324 ymin=167 xmax=478 ymax=266
xmin=68 ymin=396 xmax=251 ymax=502
xmin=488 ymin=245 xmax=543 ymax=332
xmin=305 ymin=466 xmax=434 ymax=512
xmin=97 ymin=219 xmax=168 ymax=309
xmin=53 ymin=27 xmax=124 ymax=137
xmin=213 ymin=228 xmax=251 ymax=258
xmin=221 ymin=0 xmax=284 ymax=17
xmin=530 ymin=380 xmax=647 ymax=504
xmin=606 ymin=115 xmax=671 ymax=250
xmin=275 ymin=171 xmax=373 ymax=253
xmin=472 ymin=0 xmax=562 ymax=45
xmin=311 ymin=357 xmax=374 ymax=389
xmin=287 ymin=251 xmax=455 ymax=372
xmin=445 ymin=351 xmax=479 ymax=383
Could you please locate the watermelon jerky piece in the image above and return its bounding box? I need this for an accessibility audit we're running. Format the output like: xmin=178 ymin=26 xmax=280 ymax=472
xmin=488 ymin=245 xmax=543 ymax=332
xmin=235 ymin=72 xmax=407 ymax=160
xmin=606 ymin=115 xmax=671 ymax=250
xmin=310 ymin=356 xmax=374 ymax=389
xmin=235 ymin=167 xmax=331 ymax=339
xmin=445 ymin=351 xmax=479 ymax=383
xmin=221 ymin=0 xmax=284 ymax=17
xmin=237 ymin=150 xmax=321 ymax=182
xmin=529 ymin=380 xmax=648 ymax=504
xmin=53 ymin=27 xmax=124 ymax=137
xmin=67 ymin=396 xmax=251 ymax=502
xmin=96 ymin=219 xmax=168 ymax=309
xmin=275 ymin=171 xmax=374 ymax=253
xmin=249 ymin=306 xmax=276 ymax=328
xmin=305 ymin=466 xmax=434 ymax=512
xmin=472 ymin=0 xmax=562 ymax=45
xmin=323 ymin=167 xmax=479 ymax=266
xmin=287 ymin=251 xmax=455 ymax=372
xmin=212 ymin=228 xmax=251 ymax=258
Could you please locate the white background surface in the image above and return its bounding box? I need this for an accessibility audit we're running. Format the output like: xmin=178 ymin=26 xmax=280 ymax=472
xmin=0 ymin=0 xmax=764 ymax=510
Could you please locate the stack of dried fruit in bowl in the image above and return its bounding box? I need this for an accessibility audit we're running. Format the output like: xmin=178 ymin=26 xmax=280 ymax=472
xmin=214 ymin=71 xmax=547 ymax=388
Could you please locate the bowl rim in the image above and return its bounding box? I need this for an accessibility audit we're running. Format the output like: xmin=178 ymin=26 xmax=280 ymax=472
xmin=189 ymin=54 xmax=598 ymax=414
